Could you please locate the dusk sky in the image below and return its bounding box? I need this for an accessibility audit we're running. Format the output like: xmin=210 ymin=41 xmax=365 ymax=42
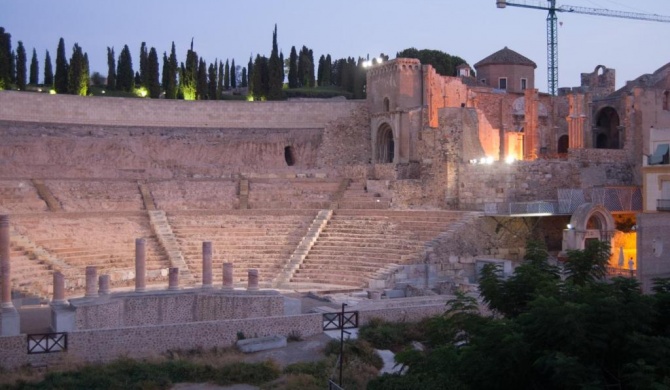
xmin=2 ymin=0 xmax=669 ymax=93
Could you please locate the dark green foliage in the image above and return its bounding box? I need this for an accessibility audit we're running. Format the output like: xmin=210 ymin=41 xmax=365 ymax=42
xmin=138 ymin=42 xmax=148 ymax=89
xmin=67 ymin=43 xmax=88 ymax=96
xmin=267 ymin=24 xmax=283 ymax=100
xmin=116 ymin=44 xmax=134 ymax=92
xmin=564 ymin=239 xmax=610 ymax=285
xmin=15 ymin=41 xmax=26 ymax=90
xmin=246 ymin=56 xmax=252 ymax=88
xmin=106 ymin=47 xmax=115 ymax=90
xmin=288 ymin=46 xmax=298 ymax=88
xmin=146 ymin=47 xmax=160 ymax=98
xmin=283 ymin=360 xmax=330 ymax=383
xmin=216 ymin=61 xmax=223 ymax=99
xmin=396 ymin=47 xmax=469 ymax=77
xmin=207 ymin=61 xmax=217 ymax=100
xmin=297 ymin=46 xmax=314 ymax=88
xmin=282 ymin=86 xmax=353 ymax=100
xmin=241 ymin=66 xmax=247 ymax=88
xmin=90 ymin=72 xmax=105 ymax=86
xmin=196 ymin=58 xmax=207 ymax=100
xmin=163 ymin=42 xmax=178 ymax=99
xmin=180 ymin=40 xmax=197 ymax=100
xmin=0 ymin=27 xmax=11 ymax=90
xmin=223 ymin=59 xmax=230 ymax=91
xmin=230 ymin=59 xmax=237 ymax=89
xmin=54 ymin=38 xmax=68 ymax=93
xmin=43 ymin=50 xmax=53 ymax=87
xmin=359 ymin=318 xmax=424 ymax=351
xmin=317 ymin=54 xmax=332 ymax=87
xmin=29 ymin=48 xmax=38 ymax=85
xmin=251 ymin=54 xmax=268 ymax=100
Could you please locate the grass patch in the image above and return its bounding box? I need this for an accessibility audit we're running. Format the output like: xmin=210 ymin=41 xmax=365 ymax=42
xmin=358 ymin=318 xmax=426 ymax=352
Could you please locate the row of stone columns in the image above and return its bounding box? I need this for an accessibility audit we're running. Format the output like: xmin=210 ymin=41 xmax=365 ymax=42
xmin=54 ymin=239 xmax=261 ymax=302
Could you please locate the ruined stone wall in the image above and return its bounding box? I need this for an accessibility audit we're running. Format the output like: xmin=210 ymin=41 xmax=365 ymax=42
xmin=318 ymin=104 xmax=371 ymax=168
xmin=0 ymin=91 xmax=364 ymax=129
xmin=72 ymin=290 xmax=284 ymax=330
xmin=637 ymin=213 xmax=670 ymax=293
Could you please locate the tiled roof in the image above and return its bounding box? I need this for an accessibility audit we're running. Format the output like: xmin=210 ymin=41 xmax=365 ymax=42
xmin=474 ymin=47 xmax=537 ymax=69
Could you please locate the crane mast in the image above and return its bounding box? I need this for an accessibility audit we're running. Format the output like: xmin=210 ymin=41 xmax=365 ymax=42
xmin=497 ymin=0 xmax=670 ymax=95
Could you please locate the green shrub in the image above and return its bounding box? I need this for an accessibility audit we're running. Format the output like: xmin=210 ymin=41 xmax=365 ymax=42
xmin=283 ymin=359 xmax=331 ymax=383
xmin=215 ymin=361 xmax=280 ymax=385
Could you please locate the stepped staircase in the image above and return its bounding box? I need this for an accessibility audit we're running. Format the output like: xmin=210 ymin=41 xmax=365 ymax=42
xmin=148 ymin=210 xmax=193 ymax=283
xmin=272 ymin=209 xmax=333 ymax=288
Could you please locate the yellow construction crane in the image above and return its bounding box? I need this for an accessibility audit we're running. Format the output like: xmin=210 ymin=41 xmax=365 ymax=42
xmin=496 ymin=0 xmax=670 ymax=95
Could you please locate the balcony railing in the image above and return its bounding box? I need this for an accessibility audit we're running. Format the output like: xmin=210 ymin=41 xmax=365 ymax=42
xmin=658 ymin=199 xmax=670 ymax=211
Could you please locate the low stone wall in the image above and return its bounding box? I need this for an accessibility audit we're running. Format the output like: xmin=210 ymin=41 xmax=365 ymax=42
xmin=72 ymin=290 xmax=284 ymax=330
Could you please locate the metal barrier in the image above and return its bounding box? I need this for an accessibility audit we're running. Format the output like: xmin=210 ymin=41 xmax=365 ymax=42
xmin=27 ymin=333 xmax=67 ymax=354
xmin=328 ymin=379 xmax=345 ymax=389
xmin=323 ymin=310 xmax=359 ymax=331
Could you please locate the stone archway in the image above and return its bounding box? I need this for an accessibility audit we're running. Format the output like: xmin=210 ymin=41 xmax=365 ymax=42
xmin=594 ymin=107 xmax=621 ymax=149
xmin=563 ymin=203 xmax=616 ymax=251
xmin=557 ymin=134 xmax=569 ymax=154
xmin=376 ymin=123 xmax=395 ymax=163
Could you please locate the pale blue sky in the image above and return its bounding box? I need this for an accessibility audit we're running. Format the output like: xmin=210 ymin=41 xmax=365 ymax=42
xmin=2 ymin=0 xmax=669 ymax=93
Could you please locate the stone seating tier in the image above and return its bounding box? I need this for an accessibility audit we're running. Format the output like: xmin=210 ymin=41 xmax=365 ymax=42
xmin=0 ymin=180 xmax=48 ymax=213
xmin=148 ymin=180 xmax=238 ymax=211
xmin=45 ymin=180 xmax=144 ymax=211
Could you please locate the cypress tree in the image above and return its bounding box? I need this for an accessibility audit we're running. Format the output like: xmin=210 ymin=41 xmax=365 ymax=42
xmin=181 ymin=40 xmax=198 ymax=100
xmin=106 ymin=47 xmax=116 ymax=90
xmin=251 ymin=54 xmax=269 ymax=101
xmin=9 ymin=51 xmax=15 ymax=84
xmin=146 ymin=47 xmax=160 ymax=98
xmin=116 ymin=44 xmax=134 ymax=92
xmin=15 ymin=41 xmax=26 ymax=90
xmin=307 ymin=49 xmax=315 ymax=87
xmin=288 ymin=46 xmax=298 ymax=88
xmin=67 ymin=43 xmax=87 ymax=96
xmin=162 ymin=52 xmax=169 ymax=95
xmin=43 ymin=50 xmax=53 ymax=87
xmin=207 ymin=61 xmax=217 ymax=100
xmin=139 ymin=42 xmax=148 ymax=88
xmin=230 ymin=59 xmax=237 ymax=89
xmin=134 ymin=71 xmax=141 ymax=87
xmin=324 ymin=54 xmax=332 ymax=86
xmin=317 ymin=55 xmax=325 ymax=87
xmin=267 ymin=24 xmax=283 ymax=100
xmin=29 ymin=48 xmax=38 ymax=85
xmin=247 ymin=56 xmax=253 ymax=88
xmin=196 ymin=58 xmax=207 ymax=100
xmin=217 ymin=61 xmax=223 ymax=99
xmin=280 ymin=51 xmax=284 ymax=86
xmin=241 ymin=67 xmax=247 ymax=88
xmin=224 ymin=59 xmax=230 ymax=90
xmin=164 ymin=42 xmax=178 ymax=99
xmin=54 ymin=38 xmax=68 ymax=93
xmin=0 ymin=27 xmax=11 ymax=90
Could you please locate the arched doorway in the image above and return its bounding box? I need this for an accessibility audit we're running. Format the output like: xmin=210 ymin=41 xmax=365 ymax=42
xmin=594 ymin=107 xmax=621 ymax=149
xmin=376 ymin=123 xmax=394 ymax=163
xmin=563 ymin=203 xmax=616 ymax=251
xmin=284 ymin=146 xmax=295 ymax=166
xmin=557 ymin=134 xmax=569 ymax=154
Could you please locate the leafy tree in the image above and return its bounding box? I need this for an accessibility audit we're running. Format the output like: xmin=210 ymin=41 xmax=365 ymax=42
xmin=223 ymin=59 xmax=230 ymax=90
xmin=15 ymin=41 xmax=26 ymax=90
xmin=267 ymin=24 xmax=283 ymax=100
xmin=29 ymin=48 xmax=38 ymax=85
xmin=216 ymin=60 xmax=223 ymax=99
xmin=106 ymin=47 xmax=116 ymax=90
xmin=288 ymin=46 xmax=298 ymax=88
xmin=91 ymin=72 xmax=105 ymax=86
xmin=161 ymin=52 xmax=168 ymax=96
xmin=146 ymin=47 xmax=160 ymax=98
xmin=0 ymin=27 xmax=11 ymax=90
xmin=116 ymin=44 xmax=134 ymax=92
xmin=396 ymin=48 xmax=468 ymax=77
xmin=247 ymin=56 xmax=253 ymax=89
xmin=207 ymin=61 xmax=217 ymax=100
xmin=564 ymin=240 xmax=610 ymax=286
xmin=54 ymin=38 xmax=68 ymax=93
xmin=43 ymin=50 xmax=53 ymax=87
xmin=163 ymin=42 xmax=178 ymax=99
xmin=67 ymin=43 xmax=88 ymax=96
xmin=230 ymin=59 xmax=237 ymax=89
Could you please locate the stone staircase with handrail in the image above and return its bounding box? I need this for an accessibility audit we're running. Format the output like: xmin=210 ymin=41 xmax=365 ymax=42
xmin=272 ymin=209 xmax=333 ymax=288
xmin=148 ymin=210 xmax=194 ymax=284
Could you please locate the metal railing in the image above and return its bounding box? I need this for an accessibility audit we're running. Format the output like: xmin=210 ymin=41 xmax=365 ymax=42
xmin=323 ymin=311 xmax=359 ymax=331
xmin=27 ymin=333 xmax=67 ymax=354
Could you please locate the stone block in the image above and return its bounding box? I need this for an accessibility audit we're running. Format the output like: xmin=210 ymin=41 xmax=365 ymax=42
xmin=283 ymin=297 xmax=301 ymax=316
xmin=51 ymin=304 xmax=76 ymax=332
xmin=384 ymin=289 xmax=406 ymax=299
xmin=236 ymin=335 xmax=287 ymax=353
xmin=0 ymin=308 xmax=20 ymax=336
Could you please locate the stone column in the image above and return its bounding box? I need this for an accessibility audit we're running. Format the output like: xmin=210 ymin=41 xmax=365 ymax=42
xmin=247 ymin=269 xmax=259 ymax=291
xmin=98 ymin=274 xmax=110 ymax=295
xmin=85 ymin=266 xmax=98 ymax=298
xmin=168 ymin=267 xmax=180 ymax=290
xmin=222 ymin=262 xmax=234 ymax=290
xmin=0 ymin=215 xmax=13 ymax=309
xmin=135 ymin=238 xmax=146 ymax=292
xmin=52 ymin=271 xmax=66 ymax=305
xmin=202 ymin=241 xmax=213 ymax=289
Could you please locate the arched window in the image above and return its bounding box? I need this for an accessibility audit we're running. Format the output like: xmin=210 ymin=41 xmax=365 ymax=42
xmin=557 ymin=134 xmax=569 ymax=154
xmin=594 ymin=107 xmax=621 ymax=149
xmin=284 ymin=146 xmax=295 ymax=166
xmin=383 ymin=97 xmax=390 ymax=112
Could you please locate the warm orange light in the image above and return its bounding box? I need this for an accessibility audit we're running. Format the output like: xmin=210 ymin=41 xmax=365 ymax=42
xmin=610 ymin=231 xmax=637 ymax=270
